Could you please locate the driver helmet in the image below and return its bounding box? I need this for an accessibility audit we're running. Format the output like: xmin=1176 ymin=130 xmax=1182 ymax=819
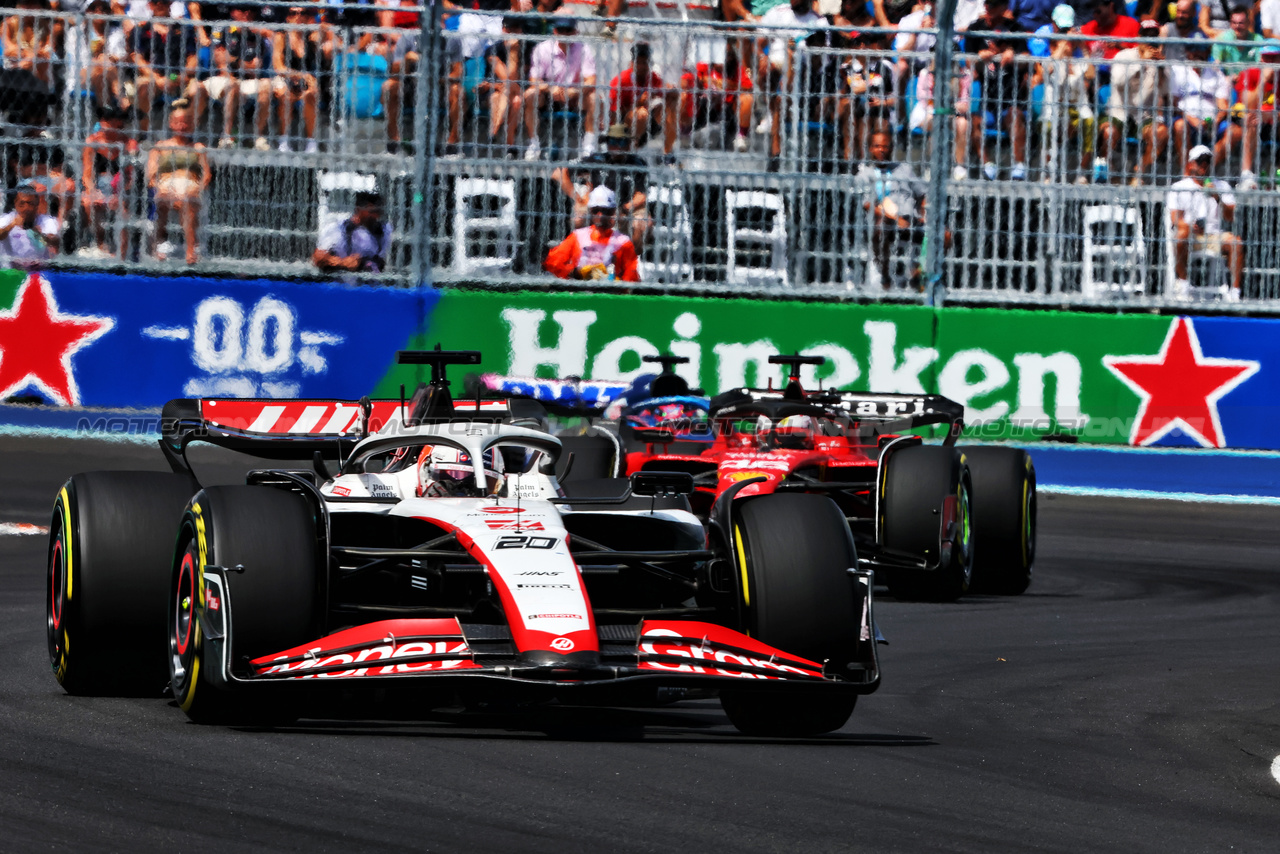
xmin=417 ymin=445 xmax=504 ymax=497
xmin=626 ymin=400 xmax=707 ymax=433
xmin=774 ymin=414 xmax=816 ymax=449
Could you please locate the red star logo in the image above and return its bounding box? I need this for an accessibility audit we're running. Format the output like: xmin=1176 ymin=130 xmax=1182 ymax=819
xmin=1103 ymin=318 xmax=1258 ymax=448
xmin=0 ymin=275 xmax=114 ymax=405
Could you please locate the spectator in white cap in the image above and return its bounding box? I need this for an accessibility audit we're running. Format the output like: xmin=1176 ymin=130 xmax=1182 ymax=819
xmin=543 ymin=185 xmax=641 ymax=282
xmin=1028 ymin=3 xmax=1075 ymax=57
xmin=1166 ymin=144 xmax=1243 ymax=299
xmin=552 ymin=123 xmax=652 ymax=250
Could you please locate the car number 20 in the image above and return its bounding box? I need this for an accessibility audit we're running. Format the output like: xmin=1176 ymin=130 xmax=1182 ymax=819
xmin=495 ymin=535 xmax=558 ymax=550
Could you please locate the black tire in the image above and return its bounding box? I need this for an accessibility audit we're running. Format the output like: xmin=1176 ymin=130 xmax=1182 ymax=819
xmin=960 ymin=446 xmax=1036 ymax=595
xmin=48 ymin=471 xmax=198 ymax=696
xmin=720 ymin=494 xmax=859 ymax=737
xmin=555 ymin=432 xmax=618 ymax=482
xmin=880 ymin=445 xmax=973 ymax=602
xmin=169 ymin=485 xmax=318 ymax=724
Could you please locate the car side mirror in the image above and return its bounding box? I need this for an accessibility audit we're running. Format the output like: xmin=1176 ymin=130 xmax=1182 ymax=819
xmin=630 ymin=426 xmax=676 ymax=444
xmin=629 ymin=470 xmax=694 ymax=497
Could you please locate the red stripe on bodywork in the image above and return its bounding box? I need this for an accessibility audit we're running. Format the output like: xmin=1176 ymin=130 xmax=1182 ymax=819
xmin=401 ymin=514 xmax=599 ymax=657
xmin=454 ymin=527 xmax=600 ymax=656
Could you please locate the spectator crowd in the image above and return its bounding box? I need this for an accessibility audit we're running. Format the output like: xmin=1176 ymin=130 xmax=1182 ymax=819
xmin=2 ymin=0 xmax=1279 ymax=295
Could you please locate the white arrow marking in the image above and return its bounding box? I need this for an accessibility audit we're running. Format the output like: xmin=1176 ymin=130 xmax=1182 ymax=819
xmin=141 ymin=325 xmax=191 ymax=340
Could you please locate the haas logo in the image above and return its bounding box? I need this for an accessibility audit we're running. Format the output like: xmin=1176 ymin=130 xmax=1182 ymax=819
xmin=550 ymin=637 xmax=575 ymax=652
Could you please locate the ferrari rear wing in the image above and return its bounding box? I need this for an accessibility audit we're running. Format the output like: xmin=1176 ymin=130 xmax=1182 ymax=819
xmin=710 ymin=388 xmax=965 ymax=442
xmin=809 ymin=391 xmax=964 ymax=428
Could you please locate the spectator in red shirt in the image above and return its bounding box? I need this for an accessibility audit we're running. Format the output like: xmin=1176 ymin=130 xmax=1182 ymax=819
xmin=609 ymin=43 xmax=679 ymax=155
xmin=544 ymin=186 xmax=641 ymax=281
xmin=1079 ymin=0 xmax=1140 ymax=61
xmin=679 ymin=43 xmax=755 ymax=152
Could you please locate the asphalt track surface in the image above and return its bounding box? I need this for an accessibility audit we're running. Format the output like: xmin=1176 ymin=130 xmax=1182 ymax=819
xmin=2 ymin=435 xmax=1279 ymax=852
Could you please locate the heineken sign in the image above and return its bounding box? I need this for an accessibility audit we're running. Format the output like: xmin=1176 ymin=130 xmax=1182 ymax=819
xmin=381 ymin=291 xmax=1280 ymax=450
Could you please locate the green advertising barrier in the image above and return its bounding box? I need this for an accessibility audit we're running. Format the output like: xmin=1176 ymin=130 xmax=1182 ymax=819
xmin=0 ymin=269 xmax=22 ymax=306
xmin=931 ymin=307 xmax=1172 ymax=443
xmin=375 ymin=290 xmax=1218 ymax=446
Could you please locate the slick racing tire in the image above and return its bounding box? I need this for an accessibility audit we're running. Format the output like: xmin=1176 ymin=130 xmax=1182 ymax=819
xmin=48 ymin=471 xmax=198 ymax=696
xmin=720 ymin=494 xmax=859 ymax=737
xmin=880 ymin=445 xmax=973 ymax=602
xmin=959 ymin=446 xmax=1036 ymax=595
xmin=169 ymin=485 xmax=318 ymax=725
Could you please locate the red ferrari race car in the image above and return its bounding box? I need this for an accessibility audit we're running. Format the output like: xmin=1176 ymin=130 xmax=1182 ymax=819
xmin=47 ymin=350 xmax=881 ymax=736
xmin=610 ymin=354 xmax=1037 ymax=601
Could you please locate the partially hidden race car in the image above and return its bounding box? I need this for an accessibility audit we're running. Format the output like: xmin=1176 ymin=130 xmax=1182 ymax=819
xmin=47 ymin=350 xmax=882 ymax=736
xmin=473 ymin=362 xmax=714 ymax=480
xmin=585 ymin=353 xmax=1037 ymax=602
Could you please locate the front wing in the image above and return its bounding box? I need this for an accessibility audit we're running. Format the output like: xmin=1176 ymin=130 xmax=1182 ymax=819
xmin=197 ymin=568 xmax=880 ymax=696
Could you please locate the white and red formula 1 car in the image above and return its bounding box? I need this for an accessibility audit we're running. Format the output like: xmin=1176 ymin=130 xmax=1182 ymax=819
xmin=47 ymin=350 xmax=881 ymax=736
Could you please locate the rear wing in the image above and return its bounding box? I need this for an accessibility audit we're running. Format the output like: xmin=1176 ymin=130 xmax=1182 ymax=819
xmin=808 ymin=391 xmax=963 ymax=424
xmin=710 ymin=388 xmax=965 ymax=441
xmin=160 ymin=396 xmax=547 ymax=462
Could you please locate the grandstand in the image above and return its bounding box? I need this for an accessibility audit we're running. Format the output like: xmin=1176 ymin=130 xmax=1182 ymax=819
xmin=3 ymin=0 xmax=1280 ymax=306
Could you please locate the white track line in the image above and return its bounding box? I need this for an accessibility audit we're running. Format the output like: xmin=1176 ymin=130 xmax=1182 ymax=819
xmin=1272 ymin=756 xmax=1280 ymax=786
xmin=1039 ymin=485 xmax=1280 ymax=506
xmin=0 ymin=523 xmax=48 ymax=536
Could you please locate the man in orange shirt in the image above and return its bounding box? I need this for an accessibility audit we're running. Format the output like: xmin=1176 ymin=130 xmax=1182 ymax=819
xmin=544 ymin=186 xmax=641 ymax=281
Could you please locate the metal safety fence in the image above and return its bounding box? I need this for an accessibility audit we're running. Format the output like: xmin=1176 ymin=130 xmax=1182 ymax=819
xmin=3 ymin=4 xmax=1280 ymax=310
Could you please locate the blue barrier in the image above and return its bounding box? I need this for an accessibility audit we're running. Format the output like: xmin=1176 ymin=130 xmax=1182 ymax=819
xmin=0 ymin=271 xmax=432 ymax=409
xmin=1023 ymin=443 xmax=1280 ymax=501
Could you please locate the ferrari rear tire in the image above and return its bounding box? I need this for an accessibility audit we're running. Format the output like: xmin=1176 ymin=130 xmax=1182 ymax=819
xmin=880 ymin=445 xmax=973 ymax=602
xmin=169 ymin=485 xmax=318 ymax=725
xmin=48 ymin=471 xmax=197 ymax=696
xmin=720 ymin=494 xmax=859 ymax=737
xmin=959 ymin=447 xmax=1036 ymax=595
